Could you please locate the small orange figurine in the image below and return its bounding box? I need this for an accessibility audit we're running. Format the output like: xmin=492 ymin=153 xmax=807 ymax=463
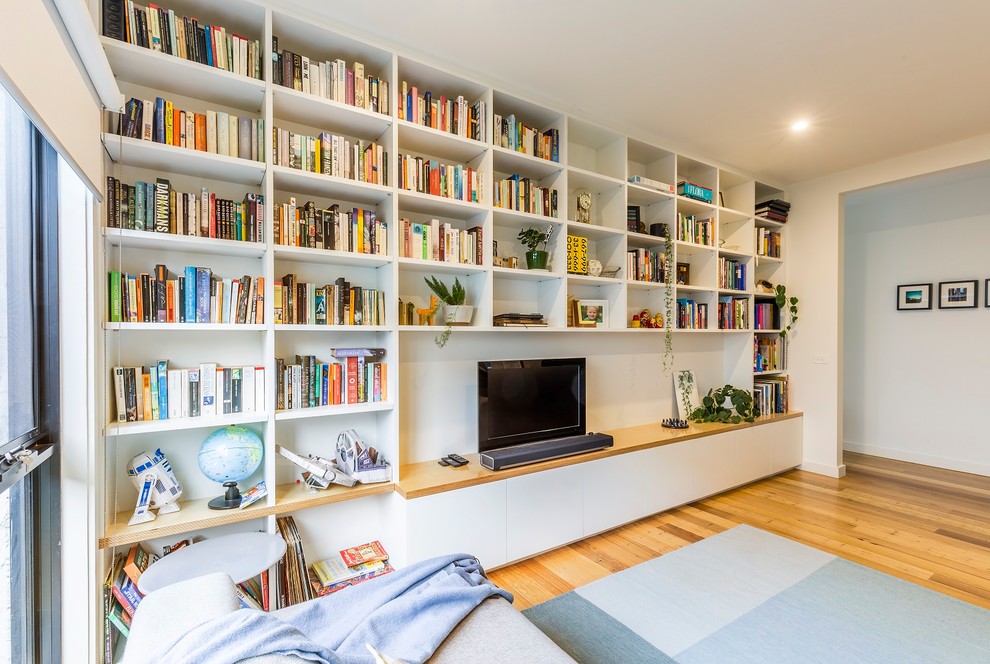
xmin=417 ymin=294 xmax=439 ymax=326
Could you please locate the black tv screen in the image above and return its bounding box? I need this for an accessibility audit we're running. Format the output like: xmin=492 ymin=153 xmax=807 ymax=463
xmin=477 ymin=358 xmax=586 ymax=452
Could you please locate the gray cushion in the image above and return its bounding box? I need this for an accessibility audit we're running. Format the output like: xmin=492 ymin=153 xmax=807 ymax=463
xmin=429 ymin=597 xmax=575 ymax=663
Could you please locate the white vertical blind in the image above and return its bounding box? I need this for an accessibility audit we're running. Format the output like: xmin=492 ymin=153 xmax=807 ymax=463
xmin=0 ymin=0 xmax=106 ymax=195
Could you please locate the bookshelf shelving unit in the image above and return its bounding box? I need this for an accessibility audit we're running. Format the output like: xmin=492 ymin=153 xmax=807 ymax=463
xmin=95 ymin=0 xmax=792 ymax=636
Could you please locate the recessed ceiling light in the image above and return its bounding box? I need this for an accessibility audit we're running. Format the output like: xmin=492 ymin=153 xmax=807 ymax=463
xmin=791 ymin=120 xmax=810 ymax=132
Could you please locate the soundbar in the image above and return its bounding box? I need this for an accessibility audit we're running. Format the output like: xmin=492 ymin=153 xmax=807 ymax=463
xmin=480 ymin=433 xmax=614 ymax=471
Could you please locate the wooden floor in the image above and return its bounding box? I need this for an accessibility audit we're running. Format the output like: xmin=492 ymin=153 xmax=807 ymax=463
xmin=489 ymin=452 xmax=990 ymax=611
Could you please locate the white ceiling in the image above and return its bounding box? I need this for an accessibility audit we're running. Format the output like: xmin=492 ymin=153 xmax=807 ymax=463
xmin=273 ymin=0 xmax=990 ymax=186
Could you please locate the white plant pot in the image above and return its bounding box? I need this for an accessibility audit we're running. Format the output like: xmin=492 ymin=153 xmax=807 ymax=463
xmin=443 ymin=305 xmax=474 ymax=326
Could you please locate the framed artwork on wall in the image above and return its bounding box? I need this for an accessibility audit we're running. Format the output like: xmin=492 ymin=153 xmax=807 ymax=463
xmin=896 ymin=283 xmax=932 ymax=310
xmin=938 ymin=280 xmax=978 ymax=309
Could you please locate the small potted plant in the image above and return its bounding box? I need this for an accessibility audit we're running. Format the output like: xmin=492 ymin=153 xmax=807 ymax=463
xmin=517 ymin=225 xmax=554 ymax=270
xmin=424 ymin=275 xmax=472 ymax=347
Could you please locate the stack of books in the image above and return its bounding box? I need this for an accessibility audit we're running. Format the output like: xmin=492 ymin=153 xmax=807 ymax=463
xmin=492 ymin=313 xmax=547 ymax=327
xmin=308 ymin=540 xmax=393 ymax=597
xmin=755 ymin=199 xmax=791 ymax=223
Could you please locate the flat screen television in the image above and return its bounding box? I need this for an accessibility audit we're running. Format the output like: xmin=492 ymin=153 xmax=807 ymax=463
xmin=477 ymin=358 xmax=586 ymax=453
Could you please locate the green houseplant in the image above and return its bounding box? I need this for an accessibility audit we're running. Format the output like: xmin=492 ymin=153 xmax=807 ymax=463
xmin=689 ymin=384 xmax=755 ymax=424
xmin=775 ymin=284 xmax=799 ymax=336
xmin=517 ymin=225 xmax=553 ymax=270
xmin=424 ymin=275 xmax=471 ymax=348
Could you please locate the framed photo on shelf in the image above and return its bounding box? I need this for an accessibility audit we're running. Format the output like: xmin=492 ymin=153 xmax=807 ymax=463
xmin=576 ymin=299 xmax=608 ymax=327
xmin=676 ymin=263 xmax=690 ymax=285
xmin=938 ymin=280 xmax=978 ymax=309
xmin=896 ymin=283 xmax=932 ymax=311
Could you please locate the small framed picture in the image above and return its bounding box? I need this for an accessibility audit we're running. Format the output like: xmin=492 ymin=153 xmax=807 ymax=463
xmin=576 ymin=299 xmax=608 ymax=327
xmin=676 ymin=263 xmax=690 ymax=285
xmin=938 ymin=280 xmax=978 ymax=309
xmin=896 ymin=283 xmax=932 ymax=311
xmin=986 ymin=279 xmax=990 ymax=308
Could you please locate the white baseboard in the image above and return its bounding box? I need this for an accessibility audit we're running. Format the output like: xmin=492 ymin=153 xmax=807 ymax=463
xmin=843 ymin=442 xmax=990 ymax=478
xmin=798 ymin=461 xmax=846 ymax=478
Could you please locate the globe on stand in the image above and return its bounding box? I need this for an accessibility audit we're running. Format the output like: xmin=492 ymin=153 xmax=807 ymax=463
xmin=199 ymin=425 xmax=264 ymax=510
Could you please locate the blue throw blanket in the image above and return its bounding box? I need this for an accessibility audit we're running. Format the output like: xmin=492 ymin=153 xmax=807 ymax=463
xmin=149 ymin=554 xmax=511 ymax=664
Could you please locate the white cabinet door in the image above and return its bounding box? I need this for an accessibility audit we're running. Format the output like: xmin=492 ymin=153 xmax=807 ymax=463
xmin=406 ymin=481 xmax=507 ymax=570
xmin=768 ymin=417 xmax=804 ymax=473
xmin=733 ymin=425 xmax=773 ymax=486
xmin=693 ymin=429 xmax=745 ymax=498
xmin=582 ymin=452 xmax=646 ymax=536
xmin=644 ymin=441 xmax=697 ymax=514
xmin=506 ymin=464 xmax=584 ymax=563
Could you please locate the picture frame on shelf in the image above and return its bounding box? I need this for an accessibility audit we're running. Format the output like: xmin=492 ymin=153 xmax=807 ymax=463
xmin=938 ymin=280 xmax=978 ymax=309
xmin=673 ymin=369 xmax=701 ymax=420
xmin=576 ymin=299 xmax=607 ymax=327
xmin=676 ymin=263 xmax=690 ymax=285
xmin=896 ymin=283 xmax=932 ymax=311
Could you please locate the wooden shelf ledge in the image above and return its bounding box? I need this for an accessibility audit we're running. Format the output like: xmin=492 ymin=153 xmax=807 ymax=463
xmin=396 ymin=412 xmax=803 ymax=500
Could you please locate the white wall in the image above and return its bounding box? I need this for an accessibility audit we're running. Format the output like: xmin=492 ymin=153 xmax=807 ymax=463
xmin=787 ymin=131 xmax=990 ymax=477
xmin=399 ymin=332 xmax=732 ymax=463
xmin=843 ymin=166 xmax=990 ymax=475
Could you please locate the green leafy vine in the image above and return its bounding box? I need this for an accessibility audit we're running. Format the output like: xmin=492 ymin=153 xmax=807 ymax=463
xmin=663 ymin=226 xmax=675 ymax=373
xmin=689 ymin=384 xmax=756 ymax=424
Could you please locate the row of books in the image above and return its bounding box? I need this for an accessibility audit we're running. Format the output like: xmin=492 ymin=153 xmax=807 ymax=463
xmin=718 ymin=257 xmax=747 ymax=291
xmin=493 ymin=114 xmax=559 ymax=162
xmin=272 ymin=38 xmax=388 ymax=115
xmin=274 ymin=275 xmax=385 ymax=327
xmin=105 ymin=176 xmax=264 ymax=243
xmin=273 ymin=200 xmax=387 ymax=255
xmin=493 ymin=175 xmax=559 ymax=218
xmin=756 ymin=228 xmax=782 ymax=258
xmin=755 ymin=336 xmax=786 ymax=373
xmin=309 ymin=540 xmax=392 ymax=597
xmin=113 ymin=362 xmax=265 ymax=423
xmin=400 ymin=218 xmax=483 ymax=265
xmin=103 ymin=543 xmax=157 ymax=643
xmin=627 ymin=248 xmax=666 ymax=282
xmin=753 ymin=375 xmax=789 ymax=415
xmin=755 ymin=199 xmax=790 ymax=223
xmin=397 ymin=154 xmax=482 ymax=204
xmin=102 ymin=1 xmax=263 ymax=79
xmin=398 ymin=83 xmax=486 ymax=142
xmin=272 ymin=127 xmax=387 ymax=185
xmin=116 ymin=97 xmax=264 ymax=162
xmin=676 ymin=213 xmax=714 ymax=246
xmin=754 ymin=302 xmax=780 ymax=330
xmin=276 ymin=353 xmax=387 ymax=409
xmin=676 ymin=298 xmax=709 ymax=329
xmin=108 ymin=267 xmax=264 ymax=325
xmin=717 ymin=296 xmax=749 ymax=330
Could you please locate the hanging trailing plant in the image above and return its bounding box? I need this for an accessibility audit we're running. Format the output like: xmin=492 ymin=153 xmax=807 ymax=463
xmin=775 ymin=284 xmax=799 ymax=336
xmin=424 ymin=276 xmax=466 ymax=348
xmin=662 ymin=225 xmax=675 ymax=373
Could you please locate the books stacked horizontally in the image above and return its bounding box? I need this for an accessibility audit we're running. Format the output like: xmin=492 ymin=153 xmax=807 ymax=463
xmin=309 ymin=540 xmax=393 ymax=597
xmin=493 ymin=313 xmax=547 ymax=327
xmin=755 ymin=199 xmax=790 ymax=223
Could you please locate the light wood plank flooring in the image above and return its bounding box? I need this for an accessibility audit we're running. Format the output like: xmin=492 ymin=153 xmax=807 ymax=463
xmin=489 ymin=452 xmax=990 ymax=611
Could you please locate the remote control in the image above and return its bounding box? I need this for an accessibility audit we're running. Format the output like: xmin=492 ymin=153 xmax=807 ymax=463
xmin=447 ymin=453 xmax=468 ymax=464
xmin=437 ymin=458 xmax=450 ymax=466
xmin=442 ymin=454 xmax=468 ymax=467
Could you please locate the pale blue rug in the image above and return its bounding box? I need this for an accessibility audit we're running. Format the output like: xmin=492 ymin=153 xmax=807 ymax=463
xmin=523 ymin=525 xmax=990 ymax=663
